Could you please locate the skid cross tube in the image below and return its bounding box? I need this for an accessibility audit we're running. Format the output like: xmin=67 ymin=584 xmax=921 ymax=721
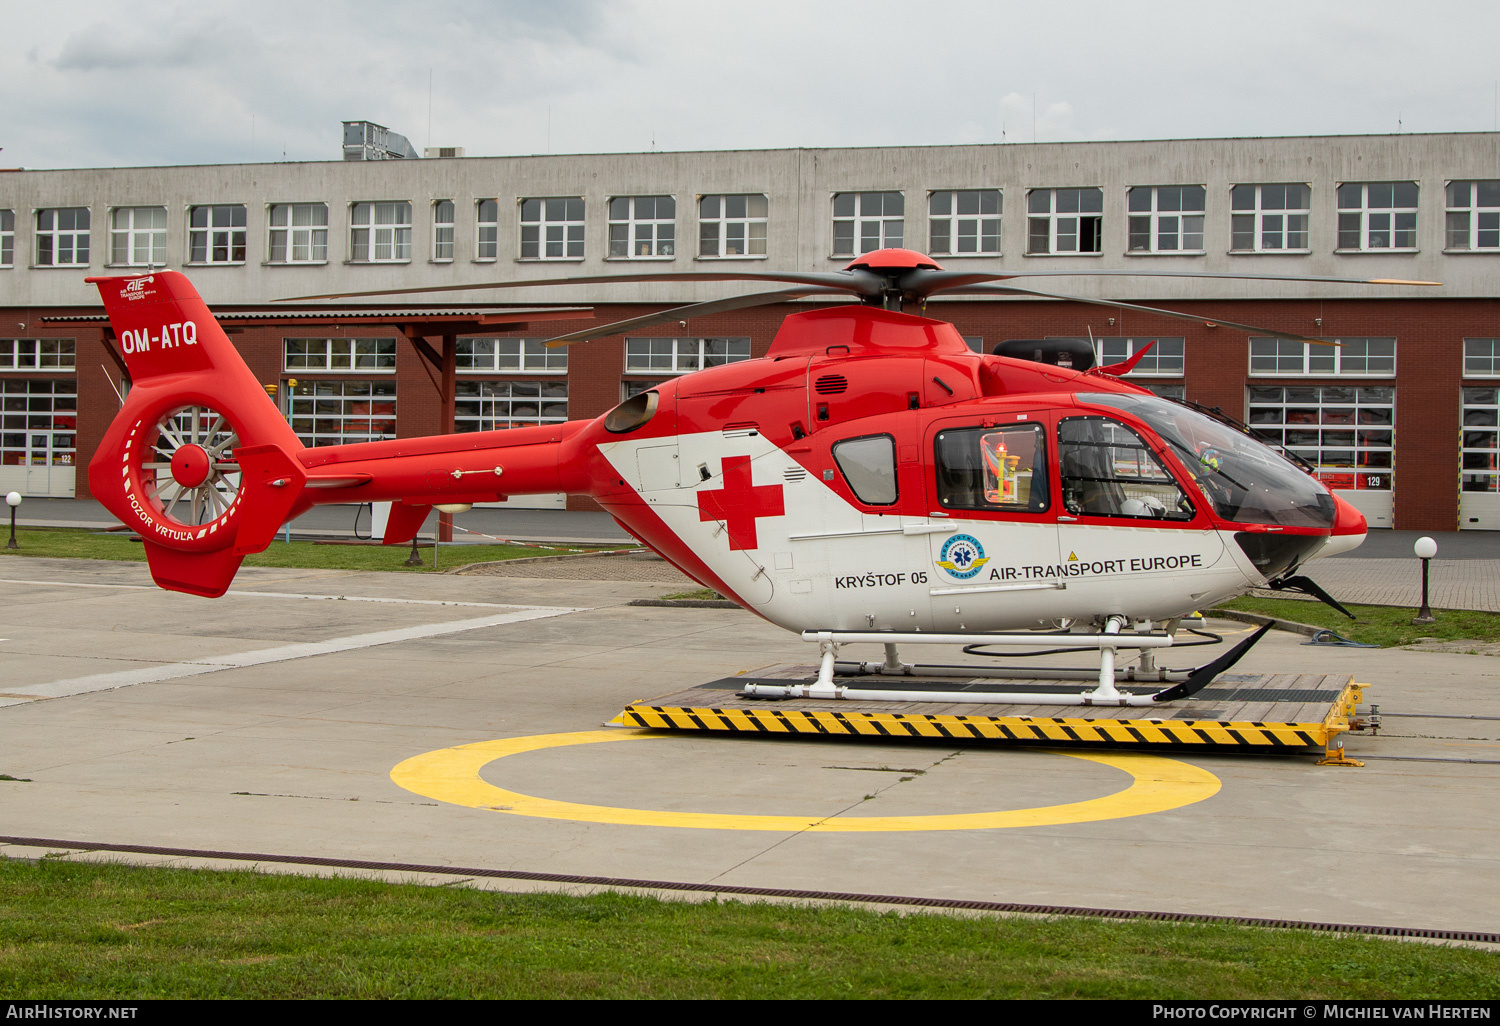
xmin=745 ymin=625 xmax=1176 ymax=706
xmin=743 ymin=621 xmax=1273 ymax=707
xmin=836 ymin=663 xmax=1192 ymax=684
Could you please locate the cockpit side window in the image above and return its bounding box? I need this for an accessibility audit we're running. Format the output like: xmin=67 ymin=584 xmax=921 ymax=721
xmin=1077 ymin=392 xmax=1336 ymax=528
xmin=1058 ymin=415 xmax=1193 ymax=520
xmin=832 ymin=434 xmax=897 ymax=505
xmin=935 ymin=424 xmax=1049 ymax=513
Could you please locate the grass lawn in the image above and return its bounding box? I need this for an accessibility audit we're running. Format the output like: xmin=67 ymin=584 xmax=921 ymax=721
xmin=0 ymin=858 xmax=1495 ymax=999
xmin=660 ymin=587 xmax=722 ymax=601
xmin=1217 ymin=595 xmax=1500 ymax=648
xmin=0 ymin=526 xmax=600 ymax=573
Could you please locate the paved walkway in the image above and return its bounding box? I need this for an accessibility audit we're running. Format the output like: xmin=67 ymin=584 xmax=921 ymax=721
xmin=1274 ymin=557 xmax=1500 ymax=613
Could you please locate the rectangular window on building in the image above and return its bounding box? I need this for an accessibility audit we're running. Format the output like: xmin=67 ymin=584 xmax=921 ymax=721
xmin=1144 ymin=383 xmax=1186 ymax=400
xmin=1249 ymin=337 xmax=1396 ymax=376
xmin=0 ymin=339 xmax=76 ymax=372
xmin=433 ymin=200 xmax=454 ymax=262
xmin=1026 ymin=188 xmax=1103 ymax=255
xmin=285 ymin=379 xmax=397 ymax=447
xmin=624 ymin=337 xmax=752 ymax=374
xmin=350 ymin=201 xmax=412 ymax=262
xmin=110 ymin=207 xmax=168 ymax=266
xmin=188 ymin=205 xmax=247 ymax=264
xmin=1091 ymin=337 xmax=1186 ymax=375
xmin=0 ymin=378 xmax=77 ymax=470
xmin=608 ymin=196 xmax=675 ymax=258
xmin=283 ymin=338 xmax=397 ymax=372
xmin=520 ymin=197 xmax=585 ymax=259
xmin=1230 ymin=184 xmax=1311 ymax=252
xmin=455 ymin=380 xmax=569 ymax=432
xmin=1247 ymin=385 xmax=1394 ymax=493
xmin=1337 ymin=182 xmax=1418 ymax=251
xmin=1127 ymin=186 xmax=1205 ymax=253
xmin=456 ymin=338 xmax=568 ymax=373
xmin=1 ymin=210 xmax=13 ymax=267
xmin=928 ymin=190 xmax=1001 ymax=256
xmin=1445 ymin=181 xmax=1500 ymax=251
xmin=268 ymin=203 xmax=328 ymax=263
xmin=621 ymin=379 xmax=665 ymax=401
xmin=35 ymin=208 xmax=90 ymax=267
xmin=832 ymin=192 xmax=904 ymax=256
xmin=698 ymin=194 xmax=768 ymax=258
xmin=1464 ymin=338 xmax=1500 ymax=377
xmin=1461 ymin=387 xmax=1500 ymax=493
xmin=476 ymin=199 xmax=499 ymax=260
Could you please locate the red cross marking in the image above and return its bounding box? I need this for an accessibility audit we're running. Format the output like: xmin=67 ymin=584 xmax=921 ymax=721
xmin=696 ymin=454 xmax=785 ymax=551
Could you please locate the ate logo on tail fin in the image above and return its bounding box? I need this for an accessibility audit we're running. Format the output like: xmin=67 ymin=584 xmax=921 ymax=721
xmin=122 ymin=275 xmax=157 ymax=300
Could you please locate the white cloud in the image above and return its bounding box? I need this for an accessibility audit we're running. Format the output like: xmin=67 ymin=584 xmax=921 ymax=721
xmin=1 ymin=0 xmax=1497 ymax=168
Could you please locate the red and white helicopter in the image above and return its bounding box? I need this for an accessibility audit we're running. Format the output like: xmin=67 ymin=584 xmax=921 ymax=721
xmin=85 ymin=251 xmax=1429 ymax=707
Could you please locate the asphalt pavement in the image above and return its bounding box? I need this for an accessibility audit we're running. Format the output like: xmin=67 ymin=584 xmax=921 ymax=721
xmin=1 ymin=554 xmax=1496 ymax=937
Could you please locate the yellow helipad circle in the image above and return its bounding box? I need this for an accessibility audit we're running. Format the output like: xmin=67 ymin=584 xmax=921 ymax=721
xmin=391 ymin=729 xmax=1220 ymax=832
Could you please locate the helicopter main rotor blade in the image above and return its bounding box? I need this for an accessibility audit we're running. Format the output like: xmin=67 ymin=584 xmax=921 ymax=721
xmin=943 ymin=283 xmax=1344 ymax=347
xmin=541 ymin=287 xmax=851 ymax=347
xmin=908 ymin=267 xmax=1440 ymax=299
xmin=277 ymin=270 xmax=875 ymax=304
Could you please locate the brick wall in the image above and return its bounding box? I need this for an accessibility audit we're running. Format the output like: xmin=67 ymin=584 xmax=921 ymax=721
xmin=30 ymin=295 xmax=1500 ymax=531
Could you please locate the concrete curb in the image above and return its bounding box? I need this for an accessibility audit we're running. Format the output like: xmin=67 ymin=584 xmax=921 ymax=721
xmin=1212 ymin=608 xmax=1323 ymax=638
xmin=442 ymin=548 xmax=645 ymax=575
xmin=629 ymin=598 xmax=741 ymax=609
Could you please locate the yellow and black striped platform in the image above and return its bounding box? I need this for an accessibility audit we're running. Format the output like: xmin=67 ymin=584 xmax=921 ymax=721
xmin=617 ymin=669 xmax=1368 ymax=765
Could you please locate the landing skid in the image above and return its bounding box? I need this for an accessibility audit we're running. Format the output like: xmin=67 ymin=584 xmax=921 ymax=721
xmin=739 ymin=619 xmax=1272 ymax=708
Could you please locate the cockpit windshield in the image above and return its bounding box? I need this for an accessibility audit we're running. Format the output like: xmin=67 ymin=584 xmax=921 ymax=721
xmin=1080 ymin=393 xmax=1335 ymax=529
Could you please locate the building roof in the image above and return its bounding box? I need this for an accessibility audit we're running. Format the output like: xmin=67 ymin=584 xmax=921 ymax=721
xmin=40 ymin=307 xmax=593 ymax=333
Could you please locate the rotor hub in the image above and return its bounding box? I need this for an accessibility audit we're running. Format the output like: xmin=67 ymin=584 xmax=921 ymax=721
xmin=170 ymin=443 xmax=212 ymax=488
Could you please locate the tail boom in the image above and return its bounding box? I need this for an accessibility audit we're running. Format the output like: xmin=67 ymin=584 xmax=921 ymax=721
xmin=87 ymin=271 xmax=589 ymax=594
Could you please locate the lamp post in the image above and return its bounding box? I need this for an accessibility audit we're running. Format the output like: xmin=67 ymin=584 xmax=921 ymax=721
xmin=1412 ymin=536 xmax=1437 ymax=625
xmin=404 ymin=535 xmax=425 ymax=567
xmin=404 ymin=508 xmax=428 ymax=567
xmin=5 ymin=492 xmax=20 ymax=550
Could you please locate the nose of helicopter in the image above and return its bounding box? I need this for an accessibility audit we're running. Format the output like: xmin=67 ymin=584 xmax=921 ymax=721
xmin=1312 ymin=493 xmax=1368 ymax=558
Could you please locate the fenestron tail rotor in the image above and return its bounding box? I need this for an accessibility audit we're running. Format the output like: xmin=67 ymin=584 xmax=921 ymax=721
xmin=141 ymin=405 xmax=243 ymax=528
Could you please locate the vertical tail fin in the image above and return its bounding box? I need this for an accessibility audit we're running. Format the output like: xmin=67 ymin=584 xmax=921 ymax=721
xmin=86 ymin=271 xmax=306 ymax=597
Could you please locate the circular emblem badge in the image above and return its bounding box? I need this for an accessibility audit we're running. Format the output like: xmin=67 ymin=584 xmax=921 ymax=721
xmin=936 ymin=533 xmax=989 ymax=580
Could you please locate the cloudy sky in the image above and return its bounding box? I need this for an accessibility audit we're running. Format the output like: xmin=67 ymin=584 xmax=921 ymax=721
xmin=3 ymin=0 xmax=1498 ymax=169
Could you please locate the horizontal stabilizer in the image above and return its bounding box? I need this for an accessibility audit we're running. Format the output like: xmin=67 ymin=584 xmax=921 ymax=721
xmin=140 ymin=540 xmax=245 ymax=598
xmin=233 ymin=444 xmax=309 ymax=555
